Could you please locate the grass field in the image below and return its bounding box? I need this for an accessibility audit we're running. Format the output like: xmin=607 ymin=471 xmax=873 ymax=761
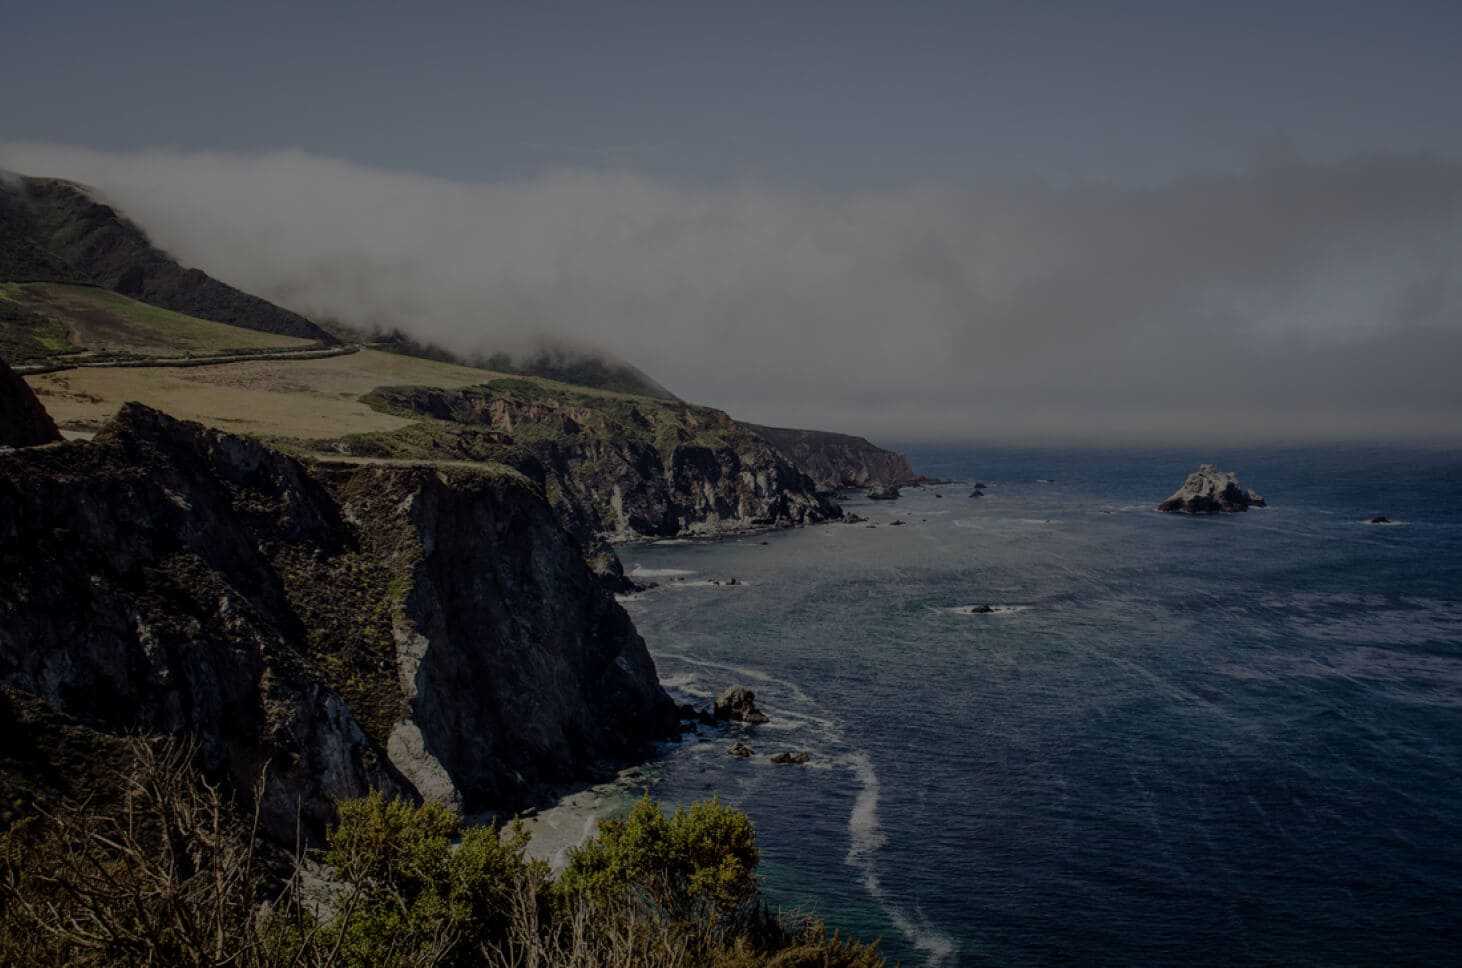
xmin=24 ymin=348 xmax=519 ymax=437
xmin=0 ymin=282 xmax=317 ymax=359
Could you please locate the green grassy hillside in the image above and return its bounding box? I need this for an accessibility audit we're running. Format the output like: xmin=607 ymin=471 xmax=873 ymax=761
xmin=0 ymin=282 xmax=317 ymax=364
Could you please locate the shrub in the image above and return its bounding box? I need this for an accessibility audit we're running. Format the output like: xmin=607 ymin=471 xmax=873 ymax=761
xmin=1 ymin=742 xmax=884 ymax=967
xmin=555 ymin=796 xmax=759 ymax=934
xmin=317 ymin=792 xmax=542 ymax=967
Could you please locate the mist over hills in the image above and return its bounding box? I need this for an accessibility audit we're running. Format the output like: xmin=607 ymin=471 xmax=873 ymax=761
xmin=3 ymin=143 xmax=1460 ymax=443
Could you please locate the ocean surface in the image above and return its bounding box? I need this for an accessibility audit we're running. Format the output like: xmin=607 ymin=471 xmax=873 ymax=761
xmin=613 ymin=444 xmax=1462 ymax=967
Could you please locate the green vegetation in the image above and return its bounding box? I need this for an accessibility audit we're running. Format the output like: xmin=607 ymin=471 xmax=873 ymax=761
xmin=0 ymin=282 xmax=317 ymax=362
xmin=0 ymin=740 xmax=885 ymax=967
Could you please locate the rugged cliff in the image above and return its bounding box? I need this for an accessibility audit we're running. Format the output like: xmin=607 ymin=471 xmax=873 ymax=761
xmin=0 ymin=355 xmax=60 ymax=447
xmin=0 ymin=175 xmax=332 ymax=343
xmin=0 ymin=403 xmax=677 ymax=840
xmin=746 ymin=423 xmax=915 ymax=490
xmin=309 ymin=379 xmax=840 ymax=583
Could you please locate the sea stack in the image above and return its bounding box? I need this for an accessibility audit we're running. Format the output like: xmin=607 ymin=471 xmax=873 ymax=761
xmin=1157 ymin=464 xmax=1266 ymax=514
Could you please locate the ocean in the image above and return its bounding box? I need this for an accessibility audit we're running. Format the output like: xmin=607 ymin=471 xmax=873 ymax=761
xmin=612 ymin=444 xmax=1462 ymax=967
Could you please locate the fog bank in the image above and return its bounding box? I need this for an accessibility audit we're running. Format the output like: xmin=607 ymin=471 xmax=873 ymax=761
xmin=3 ymin=142 xmax=1458 ymax=443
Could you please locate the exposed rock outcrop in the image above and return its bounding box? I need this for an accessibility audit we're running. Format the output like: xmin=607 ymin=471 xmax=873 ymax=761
xmin=867 ymin=484 xmax=901 ymax=501
xmin=714 ymin=686 xmax=769 ymax=725
xmin=328 ymin=381 xmax=840 ymax=586
xmin=1157 ymin=464 xmax=1267 ymax=514
xmin=0 ymin=175 xmax=332 ymax=343
xmin=769 ymin=751 xmax=810 ymax=765
xmin=0 ymin=356 xmax=60 ymax=447
xmin=744 ymin=424 xmax=915 ymax=490
xmin=0 ymin=404 xmax=677 ymax=840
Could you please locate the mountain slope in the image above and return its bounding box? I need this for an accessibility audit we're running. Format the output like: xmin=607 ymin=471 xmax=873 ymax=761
xmin=747 ymin=423 xmax=915 ymax=490
xmin=0 ymin=281 xmax=318 ymax=365
xmin=0 ymin=175 xmax=333 ymax=343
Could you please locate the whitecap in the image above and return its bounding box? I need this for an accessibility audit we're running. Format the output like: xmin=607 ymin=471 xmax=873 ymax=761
xmin=629 ymin=565 xmax=697 ymax=577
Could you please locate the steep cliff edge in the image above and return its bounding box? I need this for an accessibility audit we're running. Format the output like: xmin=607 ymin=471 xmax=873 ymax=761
xmin=309 ymin=379 xmax=840 ymax=582
xmin=0 ymin=175 xmax=333 ymax=343
xmin=746 ymin=424 xmax=915 ymax=490
xmin=0 ymin=355 xmax=61 ymax=447
xmin=0 ymin=403 xmax=677 ymax=839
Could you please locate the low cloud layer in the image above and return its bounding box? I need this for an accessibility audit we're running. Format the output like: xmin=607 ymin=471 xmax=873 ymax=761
xmin=3 ymin=142 xmax=1458 ymax=443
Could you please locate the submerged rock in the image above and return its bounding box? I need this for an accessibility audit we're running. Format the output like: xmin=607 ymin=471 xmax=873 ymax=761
xmin=866 ymin=484 xmax=901 ymax=501
xmin=1157 ymin=464 xmax=1267 ymax=514
xmin=769 ymin=751 xmax=810 ymax=765
xmin=714 ymin=686 xmax=769 ymax=725
xmin=968 ymin=605 xmax=995 ymax=614
xmin=1368 ymin=515 xmax=1392 ymax=524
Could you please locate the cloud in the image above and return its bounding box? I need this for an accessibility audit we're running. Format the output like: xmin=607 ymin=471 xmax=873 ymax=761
xmin=2 ymin=142 xmax=1458 ymax=442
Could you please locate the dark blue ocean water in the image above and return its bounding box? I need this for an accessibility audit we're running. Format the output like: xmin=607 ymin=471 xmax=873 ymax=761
xmin=618 ymin=444 xmax=1462 ymax=968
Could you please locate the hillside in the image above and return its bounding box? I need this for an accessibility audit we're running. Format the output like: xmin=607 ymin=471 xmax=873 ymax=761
xmin=748 ymin=422 xmax=916 ymax=490
xmin=338 ymin=323 xmax=681 ymax=401
xmin=0 ymin=174 xmax=333 ymax=343
xmin=0 ymin=281 xmax=318 ymax=365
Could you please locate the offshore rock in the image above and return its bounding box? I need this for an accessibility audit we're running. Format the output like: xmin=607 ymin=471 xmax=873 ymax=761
xmin=866 ymin=484 xmax=901 ymax=501
xmin=1157 ymin=464 xmax=1267 ymax=514
xmin=714 ymin=686 xmax=769 ymax=725
xmin=769 ymin=751 xmax=810 ymax=765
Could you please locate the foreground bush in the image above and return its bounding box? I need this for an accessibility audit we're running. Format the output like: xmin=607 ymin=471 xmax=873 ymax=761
xmin=0 ymin=740 xmax=885 ymax=967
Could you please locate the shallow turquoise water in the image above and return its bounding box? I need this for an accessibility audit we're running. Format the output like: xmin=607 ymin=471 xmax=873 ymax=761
xmin=621 ymin=444 xmax=1462 ymax=967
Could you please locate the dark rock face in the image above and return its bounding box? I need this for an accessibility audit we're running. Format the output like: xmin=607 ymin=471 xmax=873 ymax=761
xmin=714 ymin=686 xmax=769 ymax=725
xmin=769 ymin=751 xmax=810 ymax=765
xmin=0 ymin=404 xmax=676 ymax=840
xmin=351 ymin=383 xmax=840 ymax=574
xmin=0 ymin=176 xmax=332 ymax=343
xmin=1156 ymin=464 xmax=1267 ymax=514
xmin=744 ymin=424 xmax=915 ymax=490
xmin=0 ymin=357 xmax=60 ymax=448
xmin=867 ymin=484 xmax=901 ymax=501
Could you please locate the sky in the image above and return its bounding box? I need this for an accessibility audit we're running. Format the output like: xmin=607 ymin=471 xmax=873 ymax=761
xmin=3 ymin=0 xmax=1460 ymax=442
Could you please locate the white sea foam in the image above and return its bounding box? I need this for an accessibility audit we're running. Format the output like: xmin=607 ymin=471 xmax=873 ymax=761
xmin=629 ymin=565 xmax=697 ymax=577
xmin=843 ymin=751 xmax=959 ymax=966
xmin=653 ymin=650 xmax=959 ymax=963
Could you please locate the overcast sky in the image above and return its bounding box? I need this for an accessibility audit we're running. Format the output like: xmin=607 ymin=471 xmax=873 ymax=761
xmin=4 ymin=1 xmax=1460 ymax=442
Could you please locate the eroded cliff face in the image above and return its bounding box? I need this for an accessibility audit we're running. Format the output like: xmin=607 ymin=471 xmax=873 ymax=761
xmin=745 ymin=424 xmax=915 ymax=491
xmin=0 ymin=356 xmax=61 ymax=448
xmin=323 ymin=381 xmax=840 ymax=581
xmin=0 ymin=403 xmax=676 ymax=839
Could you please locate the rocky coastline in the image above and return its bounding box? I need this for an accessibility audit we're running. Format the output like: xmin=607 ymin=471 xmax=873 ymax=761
xmin=0 ymin=390 xmax=680 ymax=843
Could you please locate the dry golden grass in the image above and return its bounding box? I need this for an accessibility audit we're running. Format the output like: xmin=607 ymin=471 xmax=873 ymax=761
xmin=26 ymin=349 xmax=509 ymax=438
